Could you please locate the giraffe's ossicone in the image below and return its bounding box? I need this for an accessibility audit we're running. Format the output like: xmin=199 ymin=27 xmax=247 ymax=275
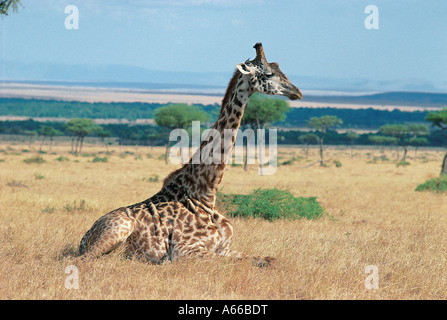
xmin=79 ymin=43 xmax=302 ymax=267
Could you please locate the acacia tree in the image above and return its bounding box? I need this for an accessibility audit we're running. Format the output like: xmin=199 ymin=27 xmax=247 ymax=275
xmin=298 ymin=133 xmax=319 ymax=158
xmin=307 ymin=115 xmax=343 ymax=166
xmin=426 ymin=108 xmax=447 ymax=175
xmin=0 ymin=0 xmax=22 ymax=16
xmin=409 ymin=137 xmax=429 ymax=156
xmin=379 ymin=123 xmax=429 ymax=162
xmin=154 ymin=104 xmax=209 ymax=164
xmin=368 ymin=135 xmax=398 ymax=156
xmin=96 ymin=128 xmax=112 ymax=153
xmin=242 ymin=94 xmax=290 ymax=174
xmin=65 ymin=118 xmax=100 ymax=154
xmin=344 ymin=131 xmax=359 ymax=158
xmin=40 ymin=125 xmax=62 ymax=152
xmin=24 ymin=130 xmax=38 ymax=147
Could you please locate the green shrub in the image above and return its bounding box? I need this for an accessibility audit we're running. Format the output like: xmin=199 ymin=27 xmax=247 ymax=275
xmin=64 ymin=199 xmax=86 ymax=213
xmin=55 ymin=156 xmax=70 ymax=162
xmin=415 ymin=175 xmax=447 ymax=193
xmin=142 ymin=174 xmax=159 ymax=183
xmin=333 ymin=160 xmax=342 ymax=167
xmin=281 ymin=157 xmax=296 ymax=166
xmin=23 ymin=155 xmax=46 ymax=164
xmin=217 ymin=188 xmax=324 ymax=221
xmin=34 ymin=173 xmax=45 ymax=180
xmin=92 ymin=156 xmax=108 ymax=163
xmin=396 ymin=161 xmax=410 ymax=167
xmin=41 ymin=206 xmax=55 ymax=214
xmin=81 ymin=153 xmax=95 ymax=157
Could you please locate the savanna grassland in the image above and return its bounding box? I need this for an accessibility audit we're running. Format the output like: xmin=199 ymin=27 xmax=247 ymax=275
xmin=0 ymin=142 xmax=446 ymax=300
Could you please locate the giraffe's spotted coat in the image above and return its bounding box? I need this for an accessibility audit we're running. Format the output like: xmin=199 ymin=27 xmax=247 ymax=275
xmin=79 ymin=43 xmax=301 ymax=267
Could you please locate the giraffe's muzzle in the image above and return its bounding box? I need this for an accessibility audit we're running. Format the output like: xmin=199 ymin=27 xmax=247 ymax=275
xmin=284 ymin=85 xmax=303 ymax=100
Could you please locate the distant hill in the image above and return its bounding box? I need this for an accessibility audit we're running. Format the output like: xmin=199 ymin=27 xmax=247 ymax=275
xmin=2 ymin=60 xmax=446 ymax=94
xmin=302 ymin=92 xmax=447 ymax=108
xmin=0 ymin=60 xmax=231 ymax=88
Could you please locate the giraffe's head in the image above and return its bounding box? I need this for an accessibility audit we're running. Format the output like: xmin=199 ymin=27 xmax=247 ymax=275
xmin=236 ymin=43 xmax=302 ymax=100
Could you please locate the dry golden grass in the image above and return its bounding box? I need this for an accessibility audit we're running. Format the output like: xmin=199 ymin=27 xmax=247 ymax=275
xmin=0 ymin=142 xmax=446 ymax=300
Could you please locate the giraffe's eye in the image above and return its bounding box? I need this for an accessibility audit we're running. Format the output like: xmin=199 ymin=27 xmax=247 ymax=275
xmin=265 ymin=73 xmax=275 ymax=78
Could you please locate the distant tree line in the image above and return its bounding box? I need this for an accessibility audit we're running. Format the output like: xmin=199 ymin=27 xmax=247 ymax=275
xmin=0 ymin=100 xmax=446 ymax=158
xmin=278 ymin=128 xmax=446 ymax=147
xmin=0 ymin=98 xmax=432 ymax=129
xmin=0 ymin=111 xmax=446 ymax=149
xmin=0 ymin=98 xmax=189 ymax=120
xmin=0 ymin=118 xmax=169 ymax=146
xmin=281 ymin=106 xmax=430 ymax=129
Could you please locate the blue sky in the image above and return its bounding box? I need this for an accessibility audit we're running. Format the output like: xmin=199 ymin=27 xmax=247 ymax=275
xmin=1 ymin=0 xmax=446 ymax=92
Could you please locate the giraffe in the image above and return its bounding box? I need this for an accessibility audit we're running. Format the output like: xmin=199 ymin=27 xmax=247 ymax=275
xmin=79 ymin=43 xmax=302 ymax=266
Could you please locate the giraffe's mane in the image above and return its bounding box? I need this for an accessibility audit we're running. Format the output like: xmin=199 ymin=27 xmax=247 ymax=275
xmin=163 ymin=69 xmax=241 ymax=189
xmin=162 ymin=165 xmax=186 ymax=187
xmin=220 ymin=69 xmax=241 ymax=114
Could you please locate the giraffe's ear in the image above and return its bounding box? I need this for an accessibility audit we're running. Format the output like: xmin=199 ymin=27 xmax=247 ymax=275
xmin=236 ymin=63 xmax=253 ymax=75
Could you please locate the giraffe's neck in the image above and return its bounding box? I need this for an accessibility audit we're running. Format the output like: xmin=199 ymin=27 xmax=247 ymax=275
xmin=191 ymin=70 xmax=252 ymax=207
xmin=161 ymin=70 xmax=253 ymax=209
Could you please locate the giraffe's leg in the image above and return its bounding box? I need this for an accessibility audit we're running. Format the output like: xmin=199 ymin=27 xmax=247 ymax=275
xmin=79 ymin=207 xmax=135 ymax=259
xmin=173 ymin=240 xmax=275 ymax=268
xmin=216 ymin=239 xmax=276 ymax=268
xmin=212 ymin=212 xmax=276 ymax=268
xmin=219 ymin=249 xmax=276 ymax=268
xmin=171 ymin=217 xmax=275 ymax=267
